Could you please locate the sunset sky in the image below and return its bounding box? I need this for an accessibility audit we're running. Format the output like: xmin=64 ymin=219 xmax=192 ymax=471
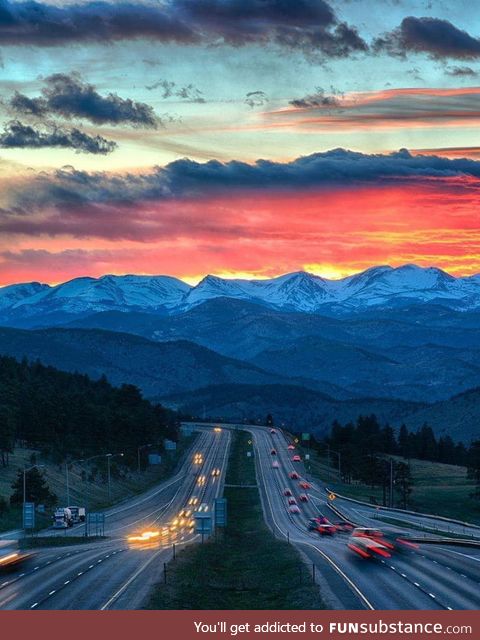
xmin=1 ymin=0 xmax=480 ymax=285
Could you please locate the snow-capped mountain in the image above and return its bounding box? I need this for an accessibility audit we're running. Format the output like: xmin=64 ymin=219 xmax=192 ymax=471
xmin=1 ymin=264 xmax=480 ymax=326
xmin=0 ymin=282 xmax=50 ymax=310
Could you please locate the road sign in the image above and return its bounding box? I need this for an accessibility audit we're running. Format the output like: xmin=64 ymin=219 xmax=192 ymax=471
xmin=302 ymin=433 xmax=311 ymax=441
xmin=305 ymin=454 xmax=310 ymax=461
xmin=194 ymin=513 xmax=212 ymax=535
xmin=23 ymin=502 xmax=35 ymax=529
xmin=246 ymin=451 xmax=252 ymax=457
xmin=214 ymin=498 xmax=227 ymax=527
xmin=87 ymin=512 xmax=105 ymax=537
xmin=247 ymin=439 xmax=252 ymax=445
xmin=328 ymin=493 xmax=336 ymax=501
xmin=294 ymin=438 xmax=299 ymax=444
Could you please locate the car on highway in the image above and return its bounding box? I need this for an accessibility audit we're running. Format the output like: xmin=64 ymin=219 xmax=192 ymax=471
xmin=289 ymin=505 xmax=300 ymax=514
xmin=298 ymin=481 xmax=311 ymax=489
xmin=307 ymin=519 xmax=336 ymax=535
xmin=299 ymin=493 xmax=308 ymax=502
xmin=270 ymin=429 xmax=276 ymax=434
xmin=289 ymin=471 xmax=300 ymax=479
xmin=197 ymin=474 xmax=206 ymax=486
xmin=347 ymin=533 xmax=391 ymax=559
xmin=332 ymin=521 xmax=354 ymax=533
xmin=214 ymin=427 xmax=222 ymax=432
xmin=288 ymin=497 xmax=297 ymax=505
xmin=188 ymin=496 xmax=199 ymax=506
xmin=287 ymin=444 xmax=295 ymax=450
xmin=283 ymin=488 xmax=292 ymax=496
xmin=292 ymin=455 xmax=301 ymax=462
xmin=0 ymin=546 xmax=35 ymax=572
xmin=211 ymin=468 xmax=220 ymax=476
xmin=272 ymin=461 xmax=280 ymax=468
xmin=271 ymin=448 xmax=277 ymax=455
xmin=351 ymin=527 xmax=395 ymax=551
xmin=198 ymin=503 xmax=209 ymax=512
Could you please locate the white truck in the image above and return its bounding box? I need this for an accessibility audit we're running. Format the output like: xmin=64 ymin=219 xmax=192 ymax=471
xmin=53 ymin=507 xmax=73 ymax=528
xmin=67 ymin=506 xmax=86 ymax=523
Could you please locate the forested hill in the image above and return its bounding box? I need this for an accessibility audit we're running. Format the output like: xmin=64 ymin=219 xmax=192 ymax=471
xmin=0 ymin=355 xmax=178 ymax=463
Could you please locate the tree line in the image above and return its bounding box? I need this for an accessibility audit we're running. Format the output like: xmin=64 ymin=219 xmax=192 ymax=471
xmin=291 ymin=414 xmax=480 ymax=507
xmin=0 ymin=355 xmax=179 ymax=467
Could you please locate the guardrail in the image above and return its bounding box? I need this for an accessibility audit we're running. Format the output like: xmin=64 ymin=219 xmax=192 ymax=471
xmin=325 ymin=487 xmax=480 ymax=531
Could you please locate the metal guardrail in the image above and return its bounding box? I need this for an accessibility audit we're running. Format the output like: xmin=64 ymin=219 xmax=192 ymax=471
xmin=325 ymin=487 xmax=480 ymax=530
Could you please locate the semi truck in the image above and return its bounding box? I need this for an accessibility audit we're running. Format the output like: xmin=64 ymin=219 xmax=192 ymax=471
xmin=67 ymin=506 xmax=86 ymax=523
xmin=53 ymin=507 xmax=73 ymax=528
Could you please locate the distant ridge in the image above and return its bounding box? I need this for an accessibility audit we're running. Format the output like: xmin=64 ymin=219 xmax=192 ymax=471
xmin=1 ymin=264 xmax=480 ymax=326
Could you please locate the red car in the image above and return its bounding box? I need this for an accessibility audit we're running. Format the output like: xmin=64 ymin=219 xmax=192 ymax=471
xmin=299 ymin=481 xmax=311 ymax=489
xmin=289 ymin=471 xmax=300 ymax=480
xmin=292 ymin=455 xmax=301 ymax=462
xmin=307 ymin=519 xmax=335 ymax=536
xmin=288 ymin=497 xmax=297 ymax=505
xmin=289 ymin=505 xmax=300 ymax=514
xmin=333 ymin=521 xmax=354 ymax=533
xmin=299 ymin=494 xmax=308 ymax=502
xmin=283 ymin=488 xmax=292 ymax=497
xmin=287 ymin=444 xmax=295 ymax=450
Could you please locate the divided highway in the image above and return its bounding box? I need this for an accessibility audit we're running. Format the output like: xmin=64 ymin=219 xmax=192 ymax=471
xmin=194 ymin=422 xmax=480 ymax=611
xmin=254 ymin=425 xmax=480 ymax=610
xmin=0 ymin=428 xmax=230 ymax=610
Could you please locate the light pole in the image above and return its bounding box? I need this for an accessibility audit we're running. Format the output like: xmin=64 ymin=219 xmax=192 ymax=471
xmin=137 ymin=444 xmax=152 ymax=474
xmin=106 ymin=453 xmax=124 ymax=502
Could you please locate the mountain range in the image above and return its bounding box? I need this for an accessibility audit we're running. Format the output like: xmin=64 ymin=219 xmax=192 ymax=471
xmin=0 ymin=264 xmax=479 ymax=442
xmin=2 ymin=264 xmax=480 ymax=327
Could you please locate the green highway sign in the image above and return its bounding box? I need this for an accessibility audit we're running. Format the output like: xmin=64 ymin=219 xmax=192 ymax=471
xmin=301 ymin=433 xmax=310 ymax=441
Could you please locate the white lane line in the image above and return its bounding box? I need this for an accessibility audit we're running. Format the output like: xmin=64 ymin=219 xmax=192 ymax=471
xmin=49 ymin=590 xmax=56 ymax=596
xmin=64 ymin=580 xmax=70 ymax=585
xmin=77 ymin=571 xmax=83 ymax=576
xmin=429 ymin=593 xmax=436 ymax=599
xmin=414 ymin=582 xmax=420 ymax=587
xmin=401 ymin=573 xmax=407 ymax=578
xmin=251 ymin=428 xmax=375 ymax=611
xmin=461 ymin=574 xmax=467 ymax=578
xmin=18 ymin=573 xmax=24 ymax=578
xmin=440 ymin=549 xmax=480 ymax=563
xmin=1 ymin=582 xmax=9 ymax=587
xmin=88 ymin=564 xmax=94 ymax=569
xmin=30 ymin=603 xmax=38 ymax=609
xmin=33 ymin=567 xmax=39 ymax=571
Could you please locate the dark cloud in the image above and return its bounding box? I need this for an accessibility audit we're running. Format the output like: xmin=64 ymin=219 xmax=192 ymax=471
xmin=0 ymin=0 xmax=368 ymax=59
xmin=445 ymin=65 xmax=477 ymax=77
xmin=289 ymin=86 xmax=343 ymax=108
xmin=145 ymin=79 xmax=205 ymax=102
xmin=10 ymin=73 xmax=158 ymax=128
xmin=3 ymin=148 xmax=480 ymax=241
xmin=0 ymin=120 xmax=116 ymax=154
xmin=374 ymin=17 xmax=480 ymax=60
xmin=245 ymin=91 xmax=268 ymax=108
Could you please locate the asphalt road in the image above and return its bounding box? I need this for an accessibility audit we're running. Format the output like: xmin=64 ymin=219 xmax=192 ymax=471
xmin=191 ymin=422 xmax=480 ymax=611
xmin=0 ymin=428 xmax=230 ymax=610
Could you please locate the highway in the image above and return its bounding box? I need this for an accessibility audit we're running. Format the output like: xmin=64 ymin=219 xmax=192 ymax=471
xmin=0 ymin=428 xmax=230 ymax=610
xmin=250 ymin=425 xmax=480 ymax=610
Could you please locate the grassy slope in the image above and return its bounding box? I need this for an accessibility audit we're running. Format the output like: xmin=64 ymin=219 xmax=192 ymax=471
xmin=299 ymin=444 xmax=480 ymax=525
xmin=0 ymin=436 xmax=195 ymax=533
xmin=146 ymin=431 xmax=326 ymax=609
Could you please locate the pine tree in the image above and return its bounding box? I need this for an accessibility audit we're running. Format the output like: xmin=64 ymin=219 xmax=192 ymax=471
xmin=10 ymin=467 xmax=57 ymax=507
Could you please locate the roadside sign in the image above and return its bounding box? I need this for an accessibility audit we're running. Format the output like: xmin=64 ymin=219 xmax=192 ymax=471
xmin=294 ymin=438 xmax=299 ymax=444
xmin=194 ymin=513 xmax=212 ymax=535
xmin=246 ymin=451 xmax=252 ymax=457
xmin=328 ymin=493 xmax=336 ymax=501
xmin=302 ymin=433 xmax=310 ymax=441
xmin=23 ymin=502 xmax=35 ymax=529
xmin=248 ymin=439 xmax=252 ymax=445
xmin=214 ymin=498 xmax=227 ymax=527
xmin=87 ymin=512 xmax=105 ymax=537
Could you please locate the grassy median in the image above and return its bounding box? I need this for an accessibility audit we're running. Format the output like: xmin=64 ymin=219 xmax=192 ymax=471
xmin=146 ymin=430 xmax=326 ymax=610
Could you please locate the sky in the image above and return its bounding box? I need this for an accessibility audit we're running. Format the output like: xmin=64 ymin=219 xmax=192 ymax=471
xmin=1 ymin=0 xmax=480 ymax=285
